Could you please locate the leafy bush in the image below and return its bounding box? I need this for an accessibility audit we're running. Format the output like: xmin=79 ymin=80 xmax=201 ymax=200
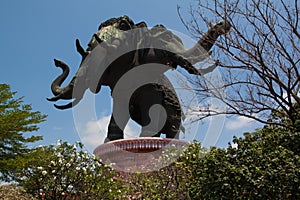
xmin=124 ymin=142 xmax=205 ymax=199
xmin=124 ymin=124 xmax=299 ymax=200
xmin=185 ymin=128 xmax=300 ymax=199
xmin=14 ymin=141 xmax=123 ymax=199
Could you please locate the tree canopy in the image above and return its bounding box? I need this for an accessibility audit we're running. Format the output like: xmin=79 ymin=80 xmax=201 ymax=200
xmin=0 ymin=84 xmax=46 ymax=181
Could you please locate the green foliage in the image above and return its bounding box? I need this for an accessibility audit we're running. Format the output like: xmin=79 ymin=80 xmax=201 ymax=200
xmin=15 ymin=141 xmax=123 ymax=199
xmin=124 ymin=145 xmax=195 ymax=199
xmin=2 ymin=81 xmax=298 ymax=199
xmin=185 ymin=126 xmax=300 ymax=199
xmin=0 ymin=84 xmax=46 ymax=181
xmin=123 ymin=115 xmax=299 ymax=199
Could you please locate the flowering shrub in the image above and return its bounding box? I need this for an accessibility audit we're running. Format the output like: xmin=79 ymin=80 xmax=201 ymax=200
xmin=15 ymin=141 xmax=123 ymax=199
xmin=9 ymin=126 xmax=298 ymax=199
xmin=124 ymin=142 xmax=203 ymax=199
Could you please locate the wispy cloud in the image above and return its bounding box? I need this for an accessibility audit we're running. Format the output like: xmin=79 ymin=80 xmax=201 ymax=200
xmin=226 ymin=116 xmax=254 ymax=130
xmin=80 ymin=116 xmax=109 ymax=152
xmin=80 ymin=115 xmax=140 ymax=152
xmin=53 ymin=126 xmax=62 ymax=131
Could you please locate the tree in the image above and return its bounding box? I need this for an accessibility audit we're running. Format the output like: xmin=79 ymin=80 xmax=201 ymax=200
xmin=0 ymin=84 xmax=46 ymax=181
xmin=179 ymin=0 xmax=300 ymax=130
xmin=125 ymin=106 xmax=300 ymax=199
xmin=185 ymin=111 xmax=300 ymax=199
xmin=121 ymin=121 xmax=299 ymax=199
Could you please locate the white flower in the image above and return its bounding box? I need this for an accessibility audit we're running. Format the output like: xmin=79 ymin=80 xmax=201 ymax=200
xmin=56 ymin=152 xmax=62 ymax=158
xmin=50 ymin=160 xmax=56 ymax=166
xmin=42 ymin=170 xmax=47 ymax=175
xmin=66 ymin=163 xmax=71 ymax=167
xmin=37 ymin=166 xmax=43 ymax=170
xmin=67 ymin=185 xmax=73 ymax=191
xmin=52 ymin=170 xmax=56 ymax=174
xmin=72 ymin=145 xmax=77 ymax=150
xmin=56 ymin=140 xmax=61 ymax=146
xmin=76 ymin=167 xmax=80 ymax=171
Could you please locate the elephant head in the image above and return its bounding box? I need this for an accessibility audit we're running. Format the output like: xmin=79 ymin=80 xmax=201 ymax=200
xmin=47 ymin=16 xmax=140 ymax=109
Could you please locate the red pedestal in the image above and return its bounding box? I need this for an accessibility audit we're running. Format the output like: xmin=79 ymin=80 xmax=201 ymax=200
xmin=93 ymin=137 xmax=188 ymax=173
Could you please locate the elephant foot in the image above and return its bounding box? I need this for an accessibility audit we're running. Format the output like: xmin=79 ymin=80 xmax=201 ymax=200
xmin=106 ymin=130 xmax=124 ymax=142
xmin=140 ymin=130 xmax=161 ymax=138
xmin=104 ymin=137 xmax=111 ymax=143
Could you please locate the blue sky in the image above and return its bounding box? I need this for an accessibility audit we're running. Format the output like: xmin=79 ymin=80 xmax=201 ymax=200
xmin=0 ymin=0 xmax=260 ymax=152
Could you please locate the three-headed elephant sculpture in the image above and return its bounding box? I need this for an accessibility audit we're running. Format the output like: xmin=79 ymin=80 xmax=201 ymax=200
xmin=48 ymin=16 xmax=231 ymax=142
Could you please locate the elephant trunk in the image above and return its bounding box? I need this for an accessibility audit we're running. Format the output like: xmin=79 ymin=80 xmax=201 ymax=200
xmin=47 ymin=59 xmax=74 ymax=102
xmin=182 ymin=20 xmax=231 ymax=64
xmin=47 ymin=59 xmax=88 ymax=110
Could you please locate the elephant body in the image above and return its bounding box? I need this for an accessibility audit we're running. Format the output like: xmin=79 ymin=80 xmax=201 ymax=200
xmin=47 ymin=16 xmax=231 ymax=142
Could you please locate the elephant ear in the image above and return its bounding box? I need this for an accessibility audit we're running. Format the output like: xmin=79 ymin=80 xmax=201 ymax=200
xmin=79 ymin=44 xmax=108 ymax=94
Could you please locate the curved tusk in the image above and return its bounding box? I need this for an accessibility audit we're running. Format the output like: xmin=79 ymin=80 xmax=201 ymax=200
xmin=46 ymin=96 xmax=60 ymax=102
xmin=93 ymin=33 xmax=103 ymax=44
xmin=76 ymin=39 xmax=88 ymax=58
xmin=54 ymin=102 xmax=73 ymax=110
xmin=53 ymin=97 xmax=81 ymax=110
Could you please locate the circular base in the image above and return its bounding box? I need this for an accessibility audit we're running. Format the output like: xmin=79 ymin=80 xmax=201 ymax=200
xmin=93 ymin=137 xmax=188 ymax=172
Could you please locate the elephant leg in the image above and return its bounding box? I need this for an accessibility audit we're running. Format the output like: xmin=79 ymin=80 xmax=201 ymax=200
xmin=139 ymin=100 xmax=181 ymax=139
xmin=129 ymin=82 xmax=182 ymax=139
xmin=105 ymin=98 xmax=130 ymax=142
xmin=162 ymin=114 xmax=181 ymax=139
xmin=139 ymin=101 xmax=165 ymax=138
xmin=129 ymin=84 xmax=165 ymax=137
xmin=160 ymin=79 xmax=182 ymax=139
xmin=104 ymin=116 xmax=123 ymax=142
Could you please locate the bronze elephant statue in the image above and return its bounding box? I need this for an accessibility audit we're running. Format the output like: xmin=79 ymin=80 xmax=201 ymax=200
xmin=48 ymin=16 xmax=231 ymax=142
